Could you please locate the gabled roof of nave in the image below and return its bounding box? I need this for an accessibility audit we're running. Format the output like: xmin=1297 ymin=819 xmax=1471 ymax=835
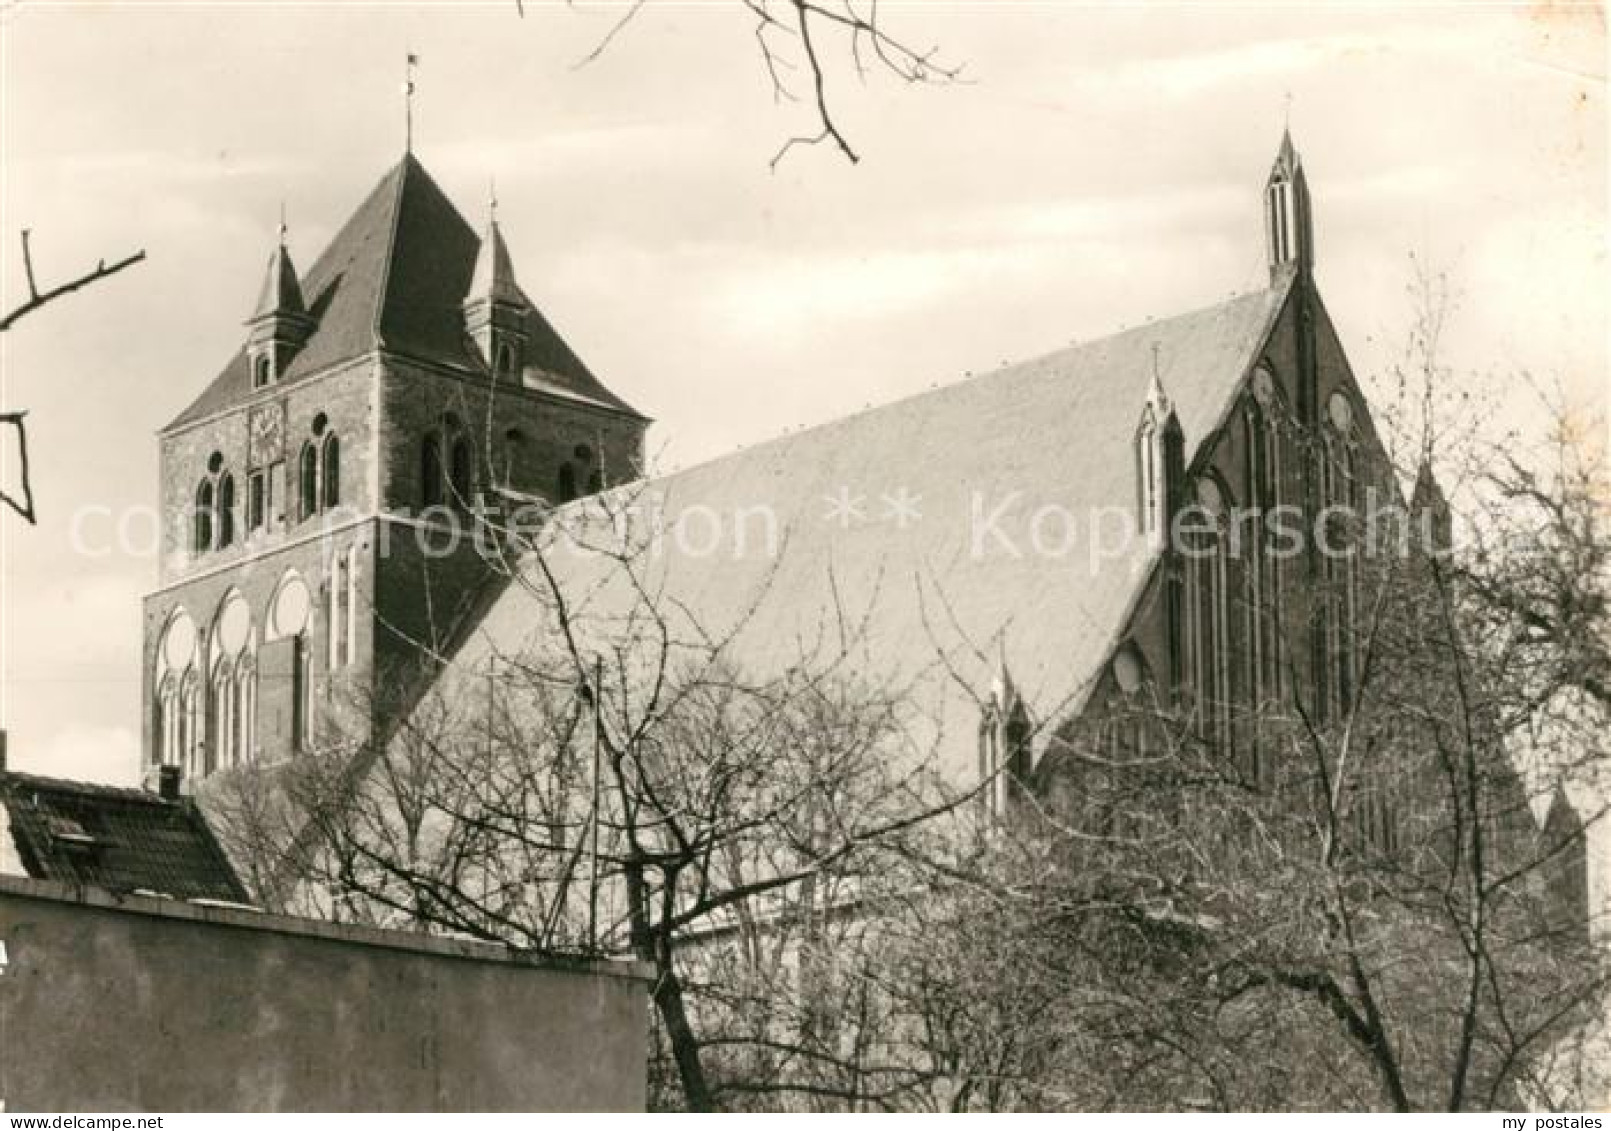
xmin=167 ymin=153 xmax=643 ymax=432
xmin=443 ymin=270 xmax=1298 ymax=779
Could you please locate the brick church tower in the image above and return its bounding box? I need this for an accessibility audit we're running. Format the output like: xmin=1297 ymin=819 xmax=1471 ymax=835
xmin=140 ymin=153 xmax=648 ymax=789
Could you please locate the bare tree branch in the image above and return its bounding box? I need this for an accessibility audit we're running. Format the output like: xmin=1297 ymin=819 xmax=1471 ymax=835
xmin=1 ymin=230 xmax=146 ymax=524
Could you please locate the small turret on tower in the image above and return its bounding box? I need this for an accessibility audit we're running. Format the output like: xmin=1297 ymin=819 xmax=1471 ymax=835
xmin=245 ymin=219 xmax=314 ymax=389
xmin=463 ymin=193 xmax=528 ymax=380
xmin=1265 ymin=129 xmax=1314 ymax=283
xmin=979 ymin=640 xmax=1032 ymax=819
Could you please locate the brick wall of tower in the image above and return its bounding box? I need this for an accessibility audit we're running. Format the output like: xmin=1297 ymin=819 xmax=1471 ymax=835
xmin=375 ymin=356 xmax=646 ymax=516
xmin=140 ymin=518 xmax=382 ymax=783
xmin=360 ymin=356 xmax=648 ymax=733
xmin=145 ymin=355 xmax=385 ymax=780
xmin=144 ymin=350 xmax=647 ymax=784
xmin=156 ymin=359 xmax=379 ymax=581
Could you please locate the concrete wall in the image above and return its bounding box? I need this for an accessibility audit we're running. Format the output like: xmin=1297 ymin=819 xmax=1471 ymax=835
xmin=0 ymin=878 xmax=649 ymax=1112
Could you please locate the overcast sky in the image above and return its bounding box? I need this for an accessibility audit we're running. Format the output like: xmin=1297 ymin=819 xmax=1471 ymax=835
xmin=0 ymin=2 xmax=1603 ymax=785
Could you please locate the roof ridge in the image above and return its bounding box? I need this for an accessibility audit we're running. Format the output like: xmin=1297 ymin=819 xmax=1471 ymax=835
xmin=369 ymin=153 xmax=416 ymax=353
xmin=1 ymin=770 xmax=166 ymax=803
xmin=643 ymin=282 xmax=1287 ymax=488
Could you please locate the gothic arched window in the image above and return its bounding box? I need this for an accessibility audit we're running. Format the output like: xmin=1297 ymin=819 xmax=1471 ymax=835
xmin=234 ymin=656 xmax=256 ymax=765
xmin=421 ymin=433 xmax=443 ymax=508
xmin=322 ymin=433 xmax=341 ymax=510
xmin=1135 ymin=410 xmax=1159 ymax=538
xmin=180 ymin=669 xmax=202 ymax=782
xmin=254 ymin=355 xmax=272 ymax=389
xmin=449 ymin=436 xmax=473 ymax=507
xmin=503 ymin=428 xmax=526 ymax=487
xmin=557 ymin=462 xmax=577 ymax=504
xmin=209 ymin=659 xmax=233 ymax=774
xmin=217 ymin=473 xmax=236 ymax=549
xmin=299 ymin=442 xmax=319 ymax=522
xmin=194 ymin=480 xmax=215 ymax=552
xmin=154 ymin=674 xmax=176 ymax=768
xmin=1323 ymin=395 xmax=1361 ymax=716
xmin=1249 ymin=367 xmax=1286 ymax=704
xmin=1185 ymin=478 xmax=1233 ymax=750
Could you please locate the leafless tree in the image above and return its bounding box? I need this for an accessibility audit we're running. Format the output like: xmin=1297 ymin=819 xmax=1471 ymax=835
xmin=206 ymin=469 xmax=984 ymax=1111
xmin=1 ymin=228 xmax=144 ymax=523
xmin=538 ymin=0 xmax=962 ymax=168
xmin=206 ymin=260 xmax=1607 ymax=1111
xmin=871 ymin=278 xmax=1611 ymax=1111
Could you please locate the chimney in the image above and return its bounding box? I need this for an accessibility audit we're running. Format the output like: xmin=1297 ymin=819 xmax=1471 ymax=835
xmin=158 ymin=763 xmax=182 ymax=802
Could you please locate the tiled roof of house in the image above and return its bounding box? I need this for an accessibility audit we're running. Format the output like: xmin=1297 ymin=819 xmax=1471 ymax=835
xmin=439 ymin=272 xmax=1296 ymax=781
xmin=0 ymin=772 xmax=249 ymax=903
xmin=166 ymin=153 xmax=643 ymax=431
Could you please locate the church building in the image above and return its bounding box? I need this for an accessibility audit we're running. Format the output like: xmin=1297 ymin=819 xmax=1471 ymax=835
xmin=144 ymin=130 xmax=1423 ymax=829
xmin=403 ymin=128 xmax=1385 ymax=811
xmin=141 ymin=155 xmax=647 ymax=785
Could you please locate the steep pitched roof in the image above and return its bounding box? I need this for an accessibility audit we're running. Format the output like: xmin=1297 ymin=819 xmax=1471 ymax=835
xmin=252 ymin=243 xmax=308 ymax=321
xmin=468 ymin=217 xmax=522 ymax=307
xmin=0 ymin=772 xmax=249 ymax=903
xmin=443 ymin=275 xmax=1294 ymax=779
xmin=167 ymin=154 xmax=641 ymax=430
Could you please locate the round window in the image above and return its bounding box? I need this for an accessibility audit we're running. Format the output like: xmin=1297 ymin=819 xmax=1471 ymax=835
xmin=161 ymin=610 xmax=198 ymax=672
xmin=215 ymin=594 xmax=252 ymax=656
xmin=1113 ymin=646 xmax=1145 ymax=694
xmin=271 ymin=574 xmax=312 ymax=639
xmin=1252 ymin=366 xmax=1277 ymax=406
xmin=1328 ymin=391 xmax=1354 ymax=434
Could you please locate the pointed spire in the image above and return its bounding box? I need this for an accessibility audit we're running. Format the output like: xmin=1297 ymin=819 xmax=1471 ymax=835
xmin=1265 ymin=127 xmax=1314 ymax=281
xmin=404 ymin=52 xmax=419 ymax=154
xmin=251 ymin=236 xmax=307 ymax=322
xmin=1147 ymin=342 xmax=1172 ymax=417
xmin=989 ymin=637 xmax=1020 ymax=713
xmin=467 ymin=200 xmax=521 ymax=308
xmin=1273 ymin=126 xmax=1301 ymax=178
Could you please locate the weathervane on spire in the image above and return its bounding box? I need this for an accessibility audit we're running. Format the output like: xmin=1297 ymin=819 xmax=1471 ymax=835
xmin=489 ymin=176 xmax=498 ymax=223
xmin=277 ymin=201 xmax=288 ymax=247
xmin=404 ymin=51 xmax=419 ymax=152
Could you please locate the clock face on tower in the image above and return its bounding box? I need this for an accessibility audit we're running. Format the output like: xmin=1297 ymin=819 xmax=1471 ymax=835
xmin=249 ymin=403 xmax=285 ymax=466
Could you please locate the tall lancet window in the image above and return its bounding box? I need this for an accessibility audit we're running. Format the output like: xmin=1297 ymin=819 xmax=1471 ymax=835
xmin=978 ymin=651 xmax=1030 ymax=822
xmin=299 ymin=442 xmax=319 ymax=521
xmin=1245 ymin=366 xmax=1286 ymax=718
xmin=1322 ymin=391 xmax=1360 ymax=717
xmin=1185 ymin=477 xmax=1233 ymax=752
xmin=209 ymin=659 xmax=234 ymax=776
xmin=194 ymin=479 xmax=215 ymax=552
xmin=1267 ymin=176 xmax=1295 ymax=265
xmin=180 ymin=669 xmax=202 ymax=782
xmin=1139 ymin=366 xmax=1173 ymax=547
xmin=1136 ymin=409 xmax=1159 ymax=539
xmin=321 ymin=433 xmax=341 ymax=510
